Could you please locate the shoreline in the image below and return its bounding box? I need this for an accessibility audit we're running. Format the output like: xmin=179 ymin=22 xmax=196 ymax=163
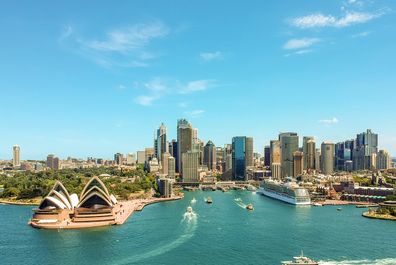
xmin=362 ymin=211 xmax=396 ymax=221
xmin=315 ymin=200 xmax=379 ymax=206
xmin=0 ymin=199 xmax=39 ymax=206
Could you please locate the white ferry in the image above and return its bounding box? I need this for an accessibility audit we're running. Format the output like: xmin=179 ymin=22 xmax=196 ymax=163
xmin=258 ymin=179 xmax=311 ymax=205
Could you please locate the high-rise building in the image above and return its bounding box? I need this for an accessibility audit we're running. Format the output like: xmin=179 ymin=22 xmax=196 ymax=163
xmin=306 ymin=139 xmax=316 ymax=170
xmin=161 ymin=152 xmax=171 ymax=174
xmin=353 ymin=129 xmax=378 ymax=170
xmin=321 ymin=142 xmax=335 ymax=175
xmin=126 ymin=153 xmax=135 ymax=165
xmin=264 ymin=146 xmax=270 ymax=167
xmin=158 ymin=178 xmax=173 ymax=198
xmin=245 ymin=137 xmax=254 ymax=167
xmin=181 ymin=151 xmax=199 ymax=182
xmin=177 ymin=119 xmax=193 ymax=176
xmin=53 ymin=157 xmax=60 ymax=170
xmin=216 ymin=147 xmax=224 ymax=165
xmin=168 ymin=156 xmax=176 ymax=178
xmin=46 ymin=154 xmax=60 ymax=170
xmin=170 ymin=139 xmax=178 ymax=172
xmin=279 ymin=132 xmax=299 ymax=178
xmin=232 ymin=136 xmax=246 ymax=180
xmin=315 ymin=149 xmax=321 ymax=171
xmin=12 ymin=145 xmax=21 ymax=167
xmin=155 ymin=123 xmax=168 ymax=161
xmin=271 ymin=163 xmax=281 ymax=180
xmin=137 ymin=151 xmax=145 ymax=164
xmin=269 ymin=140 xmax=281 ymax=177
xmin=145 ymin=148 xmax=155 ymax=163
xmin=114 ymin=153 xmax=123 ymax=165
xmin=203 ymin=140 xmax=217 ymax=171
xmin=303 ymin=137 xmax=314 ymax=170
xmin=377 ymin=150 xmax=391 ymax=170
xmin=293 ymin=151 xmax=304 ymax=177
xmin=46 ymin=154 xmax=55 ymax=169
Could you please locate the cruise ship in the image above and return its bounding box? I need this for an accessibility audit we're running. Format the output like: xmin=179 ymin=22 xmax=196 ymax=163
xmin=258 ymin=179 xmax=311 ymax=205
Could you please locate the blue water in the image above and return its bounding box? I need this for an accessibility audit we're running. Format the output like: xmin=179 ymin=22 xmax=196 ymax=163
xmin=1 ymin=191 xmax=395 ymax=265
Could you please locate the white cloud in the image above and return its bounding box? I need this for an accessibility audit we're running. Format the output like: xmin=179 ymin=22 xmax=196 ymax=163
xmin=184 ymin=109 xmax=205 ymax=118
xmin=179 ymin=79 xmax=216 ymax=94
xmin=283 ymin=38 xmax=321 ymax=50
xmin=290 ymin=10 xmax=385 ymax=29
xmin=178 ymin=102 xmax=188 ymax=108
xmin=134 ymin=95 xmax=159 ymax=106
xmin=352 ymin=31 xmax=371 ymax=38
xmin=143 ymin=78 xmax=169 ymax=92
xmin=59 ymin=25 xmax=73 ymax=40
xmin=319 ymin=117 xmax=339 ymax=125
xmin=60 ymin=21 xmax=169 ymax=68
xmin=200 ymin=51 xmax=223 ymax=61
xmin=133 ymin=78 xmax=216 ymax=106
xmin=86 ymin=21 xmax=169 ymax=52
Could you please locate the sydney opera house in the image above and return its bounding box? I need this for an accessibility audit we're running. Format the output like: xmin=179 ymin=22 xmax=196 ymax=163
xmin=29 ymin=176 xmax=119 ymax=229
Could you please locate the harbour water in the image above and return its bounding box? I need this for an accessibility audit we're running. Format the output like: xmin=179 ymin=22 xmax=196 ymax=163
xmin=1 ymin=191 xmax=395 ymax=265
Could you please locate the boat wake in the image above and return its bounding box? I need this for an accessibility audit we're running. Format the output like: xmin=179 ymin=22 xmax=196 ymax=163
xmin=234 ymin=198 xmax=246 ymax=209
xmin=319 ymin=258 xmax=396 ymax=265
xmin=120 ymin=211 xmax=198 ymax=264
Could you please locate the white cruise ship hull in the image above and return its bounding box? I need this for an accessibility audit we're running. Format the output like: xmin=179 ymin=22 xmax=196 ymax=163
xmin=259 ymin=188 xmax=311 ymax=206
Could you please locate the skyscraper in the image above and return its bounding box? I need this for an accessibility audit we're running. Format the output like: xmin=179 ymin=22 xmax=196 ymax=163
xmin=306 ymin=139 xmax=316 ymax=170
xmin=270 ymin=140 xmax=281 ymax=164
xmin=203 ymin=140 xmax=217 ymax=171
xmin=293 ymin=151 xmax=304 ymax=177
xmin=137 ymin=151 xmax=145 ymax=164
xmin=156 ymin=123 xmax=168 ymax=161
xmin=168 ymin=156 xmax=176 ymax=178
xmin=264 ymin=146 xmax=270 ymax=167
xmin=126 ymin=153 xmax=135 ymax=165
xmin=303 ymin=136 xmax=314 ymax=170
xmin=161 ymin=152 xmax=170 ymax=175
xmin=245 ymin=137 xmax=254 ymax=167
xmin=170 ymin=139 xmax=178 ymax=172
xmin=46 ymin=154 xmax=55 ymax=169
xmin=182 ymin=151 xmax=199 ymax=182
xmin=279 ymin=132 xmax=299 ymax=178
xmin=353 ymin=129 xmax=378 ymax=170
xmin=12 ymin=145 xmax=21 ymax=167
xmin=377 ymin=150 xmax=391 ymax=170
xmin=321 ymin=142 xmax=335 ymax=175
xmin=177 ymin=119 xmax=193 ymax=176
xmin=114 ymin=153 xmax=123 ymax=165
xmin=232 ymin=136 xmax=246 ymax=181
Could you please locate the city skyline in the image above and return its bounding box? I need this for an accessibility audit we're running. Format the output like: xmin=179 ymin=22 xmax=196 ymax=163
xmin=2 ymin=124 xmax=394 ymax=162
xmin=1 ymin=1 xmax=396 ymax=159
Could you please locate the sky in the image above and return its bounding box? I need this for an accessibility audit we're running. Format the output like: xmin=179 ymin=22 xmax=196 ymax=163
xmin=1 ymin=0 xmax=395 ymax=160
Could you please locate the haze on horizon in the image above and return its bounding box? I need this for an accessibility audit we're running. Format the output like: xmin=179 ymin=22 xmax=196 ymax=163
xmin=1 ymin=0 xmax=395 ymax=159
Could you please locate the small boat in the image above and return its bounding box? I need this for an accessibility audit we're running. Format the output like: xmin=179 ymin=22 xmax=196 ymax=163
xmin=312 ymin=203 xmax=323 ymax=207
xmin=206 ymin=197 xmax=213 ymax=204
xmin=337 ymin=208 xmax=342 ymax=211
xmin=191 ymin=198 xmax=197 ymax=204
xmin=246 ymin=203 xmax=254 ymax=211
xmin=281 ymin=251 xmax=319 ymax=265
xmin=186 ymin=206 xmax=193 ymax=213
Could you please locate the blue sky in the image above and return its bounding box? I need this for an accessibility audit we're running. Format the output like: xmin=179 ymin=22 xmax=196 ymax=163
xmin=1 ymin=0 xmax=395 ymax=160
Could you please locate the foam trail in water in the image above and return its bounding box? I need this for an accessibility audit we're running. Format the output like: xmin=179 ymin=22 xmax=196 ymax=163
xmin=119 ymin=211 xmax=198 ymax=264
xmin=319 ymin=258 xmax=396 ymax=265
xmin=234 ymin=198 xmax=246 ymax=209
